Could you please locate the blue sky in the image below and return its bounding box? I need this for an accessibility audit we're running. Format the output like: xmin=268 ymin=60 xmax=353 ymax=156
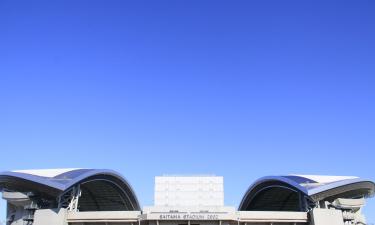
xmin=0 ymin=0 xmax=374 ymax=222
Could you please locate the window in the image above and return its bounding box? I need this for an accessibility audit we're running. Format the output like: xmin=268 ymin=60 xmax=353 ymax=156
xmin=78 ymin=180 xmax=132 ymax=211
xmin=245 ymin=186 xmax=301 ymax=211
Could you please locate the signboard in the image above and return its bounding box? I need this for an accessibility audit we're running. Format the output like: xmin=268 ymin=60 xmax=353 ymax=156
xmin=146 ymin=212 xmax=234 ymax=221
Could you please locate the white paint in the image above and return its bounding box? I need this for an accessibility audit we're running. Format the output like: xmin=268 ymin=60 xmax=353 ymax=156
xmin=13 ymin=168 xmax=82 ymax=178
xmin=292 ymin=175 xmax=358 ymax=184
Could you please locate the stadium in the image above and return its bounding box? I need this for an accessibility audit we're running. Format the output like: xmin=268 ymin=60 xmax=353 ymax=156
xmin=0 ymin=169 xmax=374 ymax=225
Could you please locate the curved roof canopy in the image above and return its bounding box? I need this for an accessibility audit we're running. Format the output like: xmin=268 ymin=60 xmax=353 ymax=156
xmin=0 ymin=169 xmax=141 ymax=211
xmin=239 ymin=175 xmax=375 ymax=211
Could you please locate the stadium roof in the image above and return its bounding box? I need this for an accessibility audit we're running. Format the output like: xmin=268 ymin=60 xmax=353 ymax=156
xmin=1 ymin=169 xmax=374 ymax=212
xmin=0 ymin=168 xmax=141 ymax=210
xmin=239 ymin=175 xmax=375 ymax=210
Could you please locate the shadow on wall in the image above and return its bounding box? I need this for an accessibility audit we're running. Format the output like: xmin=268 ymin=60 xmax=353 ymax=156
xmin=0 ymin=199 xmax=5 ymax=224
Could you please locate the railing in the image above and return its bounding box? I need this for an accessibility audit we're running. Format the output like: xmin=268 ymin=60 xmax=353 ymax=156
xmin=66 ymin=211 xmax=309 ymax=224
xmin=67 ymin=211 xmax=141 ymax=224
xmin=238 ymin=211 xmax=308 ymax=224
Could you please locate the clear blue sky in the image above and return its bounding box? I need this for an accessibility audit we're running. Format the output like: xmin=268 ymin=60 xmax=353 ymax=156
xmin=0 ymin=0 xmax=374 ymax=222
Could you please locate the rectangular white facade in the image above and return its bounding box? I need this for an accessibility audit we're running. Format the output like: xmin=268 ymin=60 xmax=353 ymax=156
xmin=154 ymin=176 xmax=224 ymax=207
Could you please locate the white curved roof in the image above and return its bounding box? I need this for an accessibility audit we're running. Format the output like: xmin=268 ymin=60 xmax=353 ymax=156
xmin=239 ymin=174 xmax=375 ymax=210
xmin=12 ymin=168 xmax=83 ymax=178
xmin=291 ymin=175 xmax=358 ymax=184
xmin=0 ymin=168 xmax=141 ymax=210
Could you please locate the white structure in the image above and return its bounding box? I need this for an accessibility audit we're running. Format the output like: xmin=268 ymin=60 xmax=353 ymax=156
xmin=154 ymin=175 xmax=224 ymax=207
xmin=0 ymin=169 xmax=374 ymax=225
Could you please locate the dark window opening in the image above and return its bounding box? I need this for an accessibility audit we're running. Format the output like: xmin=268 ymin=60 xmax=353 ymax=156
xmin=78 ymin=180 xmax=132 ymax=211
xmin=245 ymin=186 xmax=301 ymax=211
